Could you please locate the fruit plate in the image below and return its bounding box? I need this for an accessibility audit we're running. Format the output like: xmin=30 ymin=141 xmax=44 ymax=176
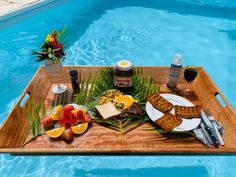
xmin=146 ymin=94 xmax=201 ymax=132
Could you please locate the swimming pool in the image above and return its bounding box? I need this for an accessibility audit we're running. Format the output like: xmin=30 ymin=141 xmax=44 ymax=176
xmin=0 ymin=0 xmax=235 ymax=176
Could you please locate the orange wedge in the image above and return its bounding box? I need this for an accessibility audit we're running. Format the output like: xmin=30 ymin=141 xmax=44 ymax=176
xmin=71 ymin=123 xmax=88 ymax=134
xmin=71 ymin=109 xmax=79 ymax=117
xmin=82 ymin=109 xmax=87 ymax=115
xmin=56 ymin=105 xmax=63 ymax=116
xmin=50 ymin=113 xmax=59 ymax=121
xmin=116 ymin=95 xmax=134 ymax=109
xmin=50 ymin=105 xmax=63 ymax=121
xmin=46 ymin=127 xmax=65 ymax=138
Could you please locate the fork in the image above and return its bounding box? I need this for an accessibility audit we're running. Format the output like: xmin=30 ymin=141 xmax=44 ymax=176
xmin=204 ymin=108 xmax=224 ymax=133
xmin=204 ymin=108 xmax=224 ymax=145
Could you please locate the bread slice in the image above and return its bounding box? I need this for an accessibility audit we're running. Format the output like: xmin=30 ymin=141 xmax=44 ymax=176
xmin=174 ymin=105 xmax=201 ymax=119
xmin=147 ymin=93 xmax=173 ymax=113
xmin=155 ymin=113 xmax=182 ymax=132
xmin=95 ymin=102 xmax=121 ymax=120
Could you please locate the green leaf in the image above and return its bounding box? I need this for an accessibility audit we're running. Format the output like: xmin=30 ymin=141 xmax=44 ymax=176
xmin=26 ymin=103 xmax=35 ymax=136
xmin=86 ymin=67 xmax=161 ymax=143
xmin=32 ymin=98 xmax=40 ymax=136
xmin=41 ymin=100 xmax=45 ymax=118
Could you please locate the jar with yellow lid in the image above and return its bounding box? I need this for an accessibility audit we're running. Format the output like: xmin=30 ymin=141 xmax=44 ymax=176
xmin=113 ymin=60 xmax=134 ymax=88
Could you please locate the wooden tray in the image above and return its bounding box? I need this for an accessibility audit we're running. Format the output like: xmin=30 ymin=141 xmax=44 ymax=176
xmin=0 ymin=66 xmax=235 ymax=154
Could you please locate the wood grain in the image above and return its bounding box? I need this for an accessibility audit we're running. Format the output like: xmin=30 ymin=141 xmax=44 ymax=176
xmin=0 ymin=66 xmax=235 ymax=154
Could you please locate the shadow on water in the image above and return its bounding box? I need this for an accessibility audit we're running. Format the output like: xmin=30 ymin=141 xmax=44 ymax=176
xmin=218 ymin=29 xmax=236 ymax=41
xmin=74 ymin=166 xmax=209 ymax=177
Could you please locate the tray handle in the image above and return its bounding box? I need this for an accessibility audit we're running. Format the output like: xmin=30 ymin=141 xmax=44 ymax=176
xmin=198 ymin=68 xmax=235 ymax=115
xmin=19 ymin=92 xmax=31 ymax=107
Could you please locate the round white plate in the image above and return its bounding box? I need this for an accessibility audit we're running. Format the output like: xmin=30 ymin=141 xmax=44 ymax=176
xmin=146 ymin=94 xmax=201 ymax=132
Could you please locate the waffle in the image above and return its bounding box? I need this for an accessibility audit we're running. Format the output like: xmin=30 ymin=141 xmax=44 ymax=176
xmin=147 ymin=93 xmax=173 ymax=113
xmin=174 ymin=105 xmax=201 ymax=118
xmin=155 ymin=113 xmax=182 ymax=132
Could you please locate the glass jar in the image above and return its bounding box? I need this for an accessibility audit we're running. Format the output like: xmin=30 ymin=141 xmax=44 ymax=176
xmin=69 ymin=70 xmax=80 ymax=94
xmin=114 ymin=60 xmax=134 ymax=88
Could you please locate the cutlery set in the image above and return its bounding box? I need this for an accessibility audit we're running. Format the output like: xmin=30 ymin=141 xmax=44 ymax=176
xmin=193 ymin=109 xmax=224 ymax=148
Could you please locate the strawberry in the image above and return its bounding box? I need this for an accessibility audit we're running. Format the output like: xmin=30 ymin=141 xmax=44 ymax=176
xmin=64 ymin=122 xmax=72 ymax=129
xmin=63 ymin=105 xmax=74 ymax=112
xmin=77 ymin=110 xmax=84 ymax=120
xmin=70 ymin=114 xmax=77 ymax=125
xmin=83 ymin=114 xmax=93 ymax=124
xmin=59 ymin=116 xmax=66 ymax=126
xmin=63 ymin=110 xmax=71 ymax=119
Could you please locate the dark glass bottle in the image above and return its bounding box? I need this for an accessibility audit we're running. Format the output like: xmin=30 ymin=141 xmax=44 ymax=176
xmin=69 ymin=70 xmax=80 ymax=94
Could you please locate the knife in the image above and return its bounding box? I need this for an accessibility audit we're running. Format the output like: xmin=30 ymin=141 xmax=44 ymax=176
xmin=201 ymin=110 xmax=220 ymax=147
xmin=205 ymin=112 xmax=224 ymax=146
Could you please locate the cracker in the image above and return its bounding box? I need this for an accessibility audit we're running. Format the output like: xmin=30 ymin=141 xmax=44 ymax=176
xmin=155 ymin=113 xmax=182 ymax=132
xmin=174 ymin=105 xmax=201 ymax=119
xmin=147 ymin=93 xmax=173 ymax=113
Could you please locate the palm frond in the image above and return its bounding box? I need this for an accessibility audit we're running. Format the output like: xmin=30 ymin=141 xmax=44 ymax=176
xmin=143 ymin=125 xmax=196 ymax=141
xmin=24 ymin=98 xmax=44 ymax=146
xmin=76 ymin=67 xmax=160 ymax=143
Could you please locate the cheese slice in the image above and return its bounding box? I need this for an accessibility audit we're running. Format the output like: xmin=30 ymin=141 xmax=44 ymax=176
xmin=95 ymin=102 xmax=121 ymax=119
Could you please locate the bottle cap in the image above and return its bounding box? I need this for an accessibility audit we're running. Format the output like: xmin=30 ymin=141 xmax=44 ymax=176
xmin=69 ymin=70 xmax=78 ymax=76
xmin=173 ymin=54 xmax=182 ymax=66
xmin=116 ymin=60 xmax=132 ymax=71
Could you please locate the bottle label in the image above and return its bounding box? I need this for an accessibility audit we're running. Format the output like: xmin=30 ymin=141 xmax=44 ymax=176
xmin=167 ymin=64 xmax=182 ymax=88
xmin=114 ymin=76 xmax=133 ymax=88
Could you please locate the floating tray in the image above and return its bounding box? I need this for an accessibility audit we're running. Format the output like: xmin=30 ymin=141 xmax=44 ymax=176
xmin=0 ymin=66 xmax=235 ymax=154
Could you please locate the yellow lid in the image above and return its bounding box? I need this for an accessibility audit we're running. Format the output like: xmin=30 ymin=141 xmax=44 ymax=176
xmin=117 ymin=60 xmax=132 ymax=71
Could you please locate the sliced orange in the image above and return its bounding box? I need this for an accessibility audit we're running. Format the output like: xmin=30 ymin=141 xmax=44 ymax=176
xmin=46 ymin=127 xmax=65 ymax=138
xmin=116 ymin=95 xmax=134 ymax=109
xmin=50 ymin=113 xmax=59 ymax=121
xmin=56 ymin=105 xmax=63 ymax=117
xmin=71 ymin=109 xmax=79 ymax=117
xmin=82 ymin=109 xmax=87 ymax=115
xmin=71 ymin=123 xmax=88 ymax=135
xmin=50 ymin=105 xmax=63 ymax=121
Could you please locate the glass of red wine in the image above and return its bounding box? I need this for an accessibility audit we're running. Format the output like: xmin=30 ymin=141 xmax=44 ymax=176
xmin=183 ymin=66 xmax=198 ymax=95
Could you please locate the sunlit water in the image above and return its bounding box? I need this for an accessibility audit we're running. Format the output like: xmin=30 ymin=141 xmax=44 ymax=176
xmin=0 ymin=0 xmax=236 ymax=176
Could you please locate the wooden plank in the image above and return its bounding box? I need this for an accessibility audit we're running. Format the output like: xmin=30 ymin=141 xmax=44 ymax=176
xmin=0 ymin=66 xmax=235 ymax=154
xmin=0 ymin=66 xmax=52 ymax=147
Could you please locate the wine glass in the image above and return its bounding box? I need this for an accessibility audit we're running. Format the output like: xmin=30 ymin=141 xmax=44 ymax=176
xmin=183 ymin=66 xmax=198 ymax=96
xmin=44 ymin=60 xmax=67 ymax=94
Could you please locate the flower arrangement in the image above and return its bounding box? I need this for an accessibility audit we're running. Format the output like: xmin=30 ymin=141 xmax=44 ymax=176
xmin=32 ymin=29 xmax=66 ymax=62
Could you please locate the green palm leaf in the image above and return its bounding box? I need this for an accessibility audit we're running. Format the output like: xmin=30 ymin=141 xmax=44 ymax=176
xmin=84 ymin=67 xmax=160 ymax=143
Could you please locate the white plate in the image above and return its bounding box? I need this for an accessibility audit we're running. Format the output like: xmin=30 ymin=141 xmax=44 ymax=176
xmin=146 ymin=94 xmax=201 ymax=132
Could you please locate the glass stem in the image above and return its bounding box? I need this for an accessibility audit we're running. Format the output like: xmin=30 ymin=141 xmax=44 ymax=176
xmin=184 ymin=81 xmax=191 ymax=94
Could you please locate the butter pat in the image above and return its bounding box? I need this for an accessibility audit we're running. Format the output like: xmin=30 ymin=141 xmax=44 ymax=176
xmin=95 ymin=102 xmax=121 ymax=119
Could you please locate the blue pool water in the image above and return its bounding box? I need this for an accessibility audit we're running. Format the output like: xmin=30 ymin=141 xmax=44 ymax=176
xmin=0 ymin=0 xmax=236 ymax=176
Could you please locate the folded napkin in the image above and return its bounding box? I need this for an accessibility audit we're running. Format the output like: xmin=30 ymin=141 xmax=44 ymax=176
xmin=193 ymin=115 xmax=224 ymax=148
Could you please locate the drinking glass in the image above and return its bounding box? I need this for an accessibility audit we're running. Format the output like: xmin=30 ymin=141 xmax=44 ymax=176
xmin=44 ymin=60 xmax=67 ymax=94
xmin=183 ymin=66 xmax=198 ymax=95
